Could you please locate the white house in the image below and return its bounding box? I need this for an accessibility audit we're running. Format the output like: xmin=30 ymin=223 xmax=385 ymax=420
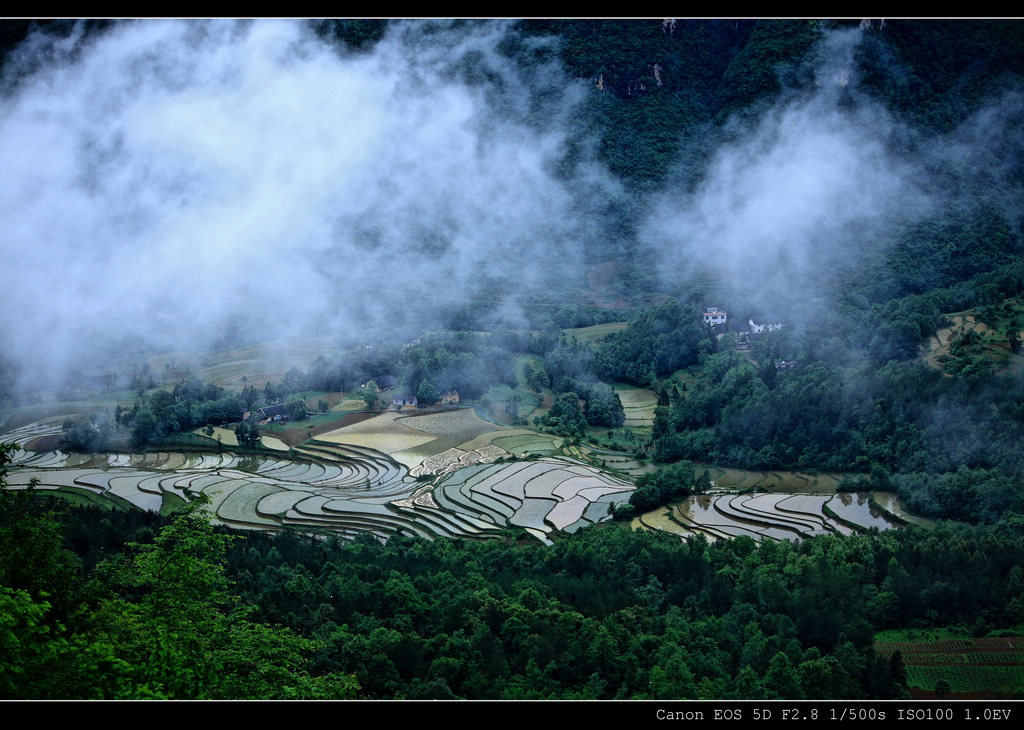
xmin=748 ymin=318 xmax=784 ymax=333
xmin=703 ymin=308 xmax=727 ymax=326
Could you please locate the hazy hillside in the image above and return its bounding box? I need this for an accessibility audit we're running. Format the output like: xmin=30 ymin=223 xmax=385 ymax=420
xmin=1 ymin=19 xmax=1023 ymax=701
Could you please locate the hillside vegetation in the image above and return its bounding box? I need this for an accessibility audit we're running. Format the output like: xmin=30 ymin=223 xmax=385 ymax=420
xmin=2 ymin=19 xmax=1024 ymax=700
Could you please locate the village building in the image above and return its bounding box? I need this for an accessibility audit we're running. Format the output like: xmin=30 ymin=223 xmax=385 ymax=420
xmin=748 ymin=317 xmax=784 ymax=333
xmin=392 ymin=393 xmax=418 ymax=408
xmin=257 ymin=403 xmax=290 ymax=423
xmin=703 ymin=307 xmax=727 ymax=327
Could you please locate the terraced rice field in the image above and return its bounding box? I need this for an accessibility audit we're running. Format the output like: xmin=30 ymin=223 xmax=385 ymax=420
xmin=398 ymin=409 xmax=496 ymax=442
xmin=872 ymin=491 xmax=936 ymax=528
xmin=489 ymin=432 xmax=562 ymax=456
xmin=2 ymin=418 xmax=631 ymax=545
xmin=318 ymin=411 xmax=438 ymax=454
xmin=922 ymin=306 xmax=1024 ymax=375
xmin=635 ymin=507 xmax=698 ymax=539
xmin=825 ymin=491 xmax=904 ymax=531
xmin=167 ymin=337 xmax=341 ymax=391
xmin=635 ymin=491 xmax=909 ymax=543
xmin=318 ymin=408 xmax=516 ymax=469
xmin=705 ymin=468 xmax=845 ymax=493
xmin=578 ymin=446 xmax=655 ymax=479
xmin=2 ymin=416 xmax=923 ymax=547
xmin=201 ymin=426 xmax=289 ymax=451
xmin=432 ymin=457 xmax=634 ymax=544
xmin=614 ymin=385 xmax=657 ymax=428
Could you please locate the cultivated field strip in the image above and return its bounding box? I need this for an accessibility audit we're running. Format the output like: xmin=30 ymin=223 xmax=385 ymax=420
xmin=713 ymin=495 xmax=804 ymax=541
xmin=825 ymin=492 xmax=902 ymax=531
xmin=876 ymin=637 xmax=1024 ymax=697
xmin=6 ymin=417 xmax=913 ymax=545
xmin=731 ymin=493 xmax=830 ymax=536
xmin=638 ymin=507 xmax=701 ymax=539
xmin=615 ymin=386 xmax=658 ymax=427
xmin=2 ymin=420 xmax=631 ymax=543
xmin=634 ymin=491 xmax=906 ymax=543
xmin=872 ymin=491 xmax=936 ymax=528
xmin=429 ymin=457 xmax=634 ymax=538
xmin=877 ymin=638 xmax=1024 ymax=655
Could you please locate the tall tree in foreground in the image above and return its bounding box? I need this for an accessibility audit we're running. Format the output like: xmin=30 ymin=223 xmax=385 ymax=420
xmin=92 ymin=503 xmax=359 ymax=699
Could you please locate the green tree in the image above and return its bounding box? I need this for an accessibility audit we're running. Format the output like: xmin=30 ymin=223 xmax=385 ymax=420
xmin=131 ymin=409 xmax=157 ymax=447
xmin=416 ymin=379 xmax=441 ymax=406
xmin=357 ymin=383 xmax=380 ymax=410
xmin=0 ymin=586 xmax=70 ymax=698
xmin=764 ymin=651 xmax=803 ymax=699
xmin=234 ymin=421 xmax=262 ymax=449
xmin=0 ymin=476 xmax=80 ymax=619
xmin=99 ymin=508 xmax=357 ymax=699
xmin=286 ymin=398 xmax=309 ymax=421
xmin=545 ymin=392 xmax=587 ymax=438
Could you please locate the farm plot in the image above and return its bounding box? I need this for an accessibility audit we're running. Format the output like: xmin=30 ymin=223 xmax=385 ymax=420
xmin=563 ymin=322 xmax=628 ymax=343
xmin=872 ymin=491 xmax=936 ymax=528
xmin=732 ymin=493 xmax=831 ymax=537
xmin=3 ymin=419 xmax=923 ymax=546
xmin=826 ymin=492 xmax=903 ymax=531
xmin=547 ymin=496 xmax=592 ymax=531
xmin=700 ymin=468 xmax=849 ymax=494
xmin=182 ymin=336 xmax=340 ymax=391
xmin=391 ymin=440 xmax=463 ymax=471
xmin=637 ymin=506 xmax=701 ymax=539
xmin=490 ymin=433 xmax=562 ymax=456
xmin=674 ymin=496 xmax=760 ymax=540
xmin=904 ymin=665 xmax=1024 ymax=698
xmin=196 ymin=426 xmax=289 ymax=451
xmin=215 ymin=483 xmax=291 ymax=529
xmin=615 ymin=385 xmax=657 ymax=427
xmin=634 ymin=492 xmax=909 ymax=543
xmin=876 ymin=635 xmax=1024 ymax=698
xmin=398 ymin=408 xmax=497 ymax=442
xmin=430 ymin=457 xmax=634 ymax=540
xmin=1 ymin=420 xmax=415 ymax=522
xmin=318 ymin=412 xmax=437 ymax=454
xmin=5 ymin=420 xmax=614 ymax=542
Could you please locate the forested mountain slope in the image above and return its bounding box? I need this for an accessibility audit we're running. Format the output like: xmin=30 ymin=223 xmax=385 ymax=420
xmin=2 ymin=19 xmax=1023 ymax=700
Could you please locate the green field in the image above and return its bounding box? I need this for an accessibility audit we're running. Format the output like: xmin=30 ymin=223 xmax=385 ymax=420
xmin=562 ymin=322 xmax=628 ymax=343
xmin=157 ymin=337 xmax=342 ymax=391
xmin=876 ymin=630 xmax=1024 ymax=698
xmin=614 ymin=384 xmax=657 ymax=428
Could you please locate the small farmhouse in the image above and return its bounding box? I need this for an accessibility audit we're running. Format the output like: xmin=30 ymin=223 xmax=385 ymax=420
xmin=257 ymin=403 xmax=290 ymax=423
xmin=703 ymin=307 xmax=727 ymax=327
xmin=392 ymin=394 xmax=418 ymax=408
xmin=749 ymin=317 xmax=784 ymax=333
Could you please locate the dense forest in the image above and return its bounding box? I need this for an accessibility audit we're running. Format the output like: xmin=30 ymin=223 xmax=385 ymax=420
xmin=5 ymin=473 xmax=1023 ymax=700
xmin=2 ymin=18 xmax=1024 ymax=700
